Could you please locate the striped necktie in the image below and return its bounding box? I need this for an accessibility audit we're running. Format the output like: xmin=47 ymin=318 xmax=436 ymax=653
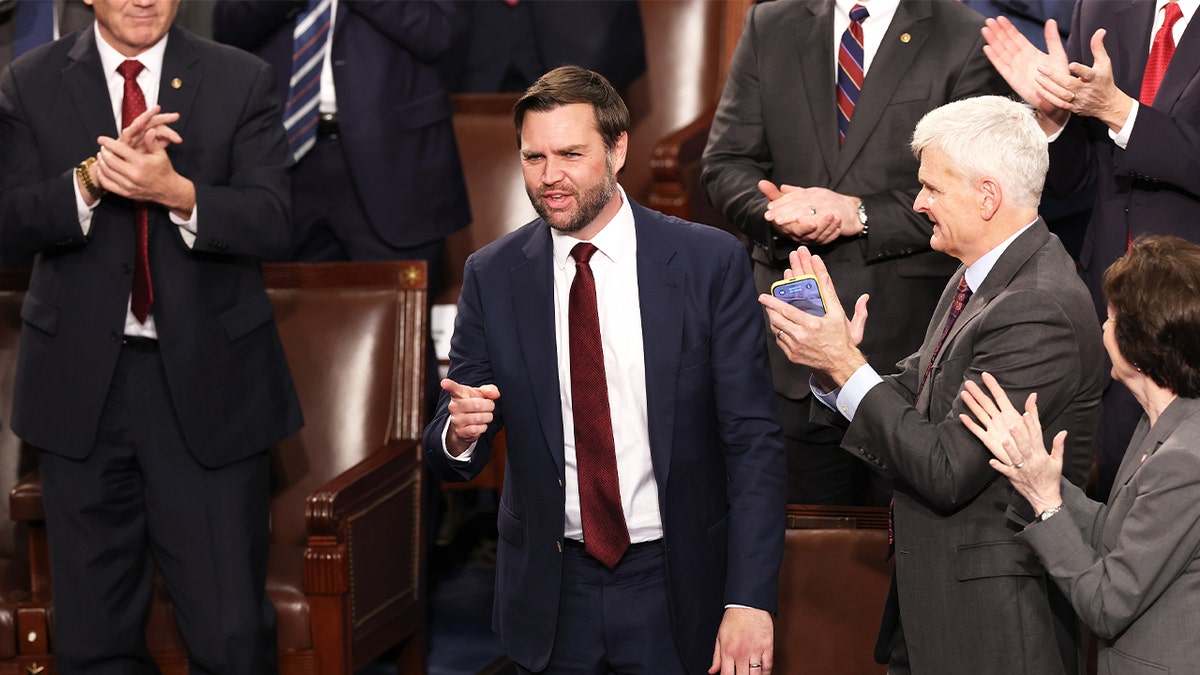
xmin=837 ymin=4 xmax=869 ymax=145
xmin=284 ymin=0 xmax=332 ymax=162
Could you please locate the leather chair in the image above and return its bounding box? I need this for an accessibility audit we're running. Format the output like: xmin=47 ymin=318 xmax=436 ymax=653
xmin=775 ymin=505 xmax=892 ymax=675
xmin=0 ymin=270 xmax=43 ymax=675
xmin=8 ymin=261 xmax=430 ymax=675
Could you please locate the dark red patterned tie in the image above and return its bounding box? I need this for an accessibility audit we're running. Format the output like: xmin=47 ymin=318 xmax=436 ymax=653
xmin=569 ymin=243 xmax=629 ymax=570
xmin=891 ymin=276 xmax=973 ymax=558
xmin=118 ymin=60 xmax=153 ymax=324
xmin=1140 ymin=2 xmax=1183 ymax=106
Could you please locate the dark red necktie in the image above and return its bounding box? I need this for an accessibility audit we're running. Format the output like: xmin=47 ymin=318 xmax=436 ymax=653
xmin=891 ymin=276 xmax=973 ymax=558
xmin=569 ymin=243 xmax=629 ymax=570
xmin=118 ymin=60 xmax=153 ymax=324
xmin=1140 ymin=2 xmax=1183 ymax=106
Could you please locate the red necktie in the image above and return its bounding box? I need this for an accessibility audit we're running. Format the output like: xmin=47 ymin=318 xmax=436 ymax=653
xmin=118 ymin=60 xmax=153 ymax=324
xmin=569 ymin=243 xmax=629 ymax=570
xmin=1140 ymin=2 xmax=1184 ymax=106
xmin=837 ymin=4 xmax=869 ymax=145
xmin=891 ymin=276 xmax=973 ymax=558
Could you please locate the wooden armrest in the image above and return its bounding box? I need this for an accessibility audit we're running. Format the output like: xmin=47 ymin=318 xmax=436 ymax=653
xmin=786 ymin=504 xmax=890 ymax=530
xmin=10 ymin=469 xmax=43 ymax=523
xmin=650 ymin=107 xmax=716 ymax=185
xmin=305 ymin=439 xmax=421 ymax=537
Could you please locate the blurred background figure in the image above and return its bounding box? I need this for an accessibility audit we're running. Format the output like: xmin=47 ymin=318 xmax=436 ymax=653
xmin=212 ymin=0 xmax=470 ymax=289
xmin=963 ymin=234 xmax=1200 ymax=675
xmin=441 ymin=0 xmax=645 ymax=93
xmin=983 ymin=0 xmax=1200 ymax=500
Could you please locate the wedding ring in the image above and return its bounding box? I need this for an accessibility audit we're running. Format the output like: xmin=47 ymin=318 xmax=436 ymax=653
xmin=777 ymin=328 xmax=786 ymax=340
xmin=750 ymin=666 xmax=763 ymax=670
xmin=1068 ymin=91 xmax=1076 ymax=102
xmin=808 ymin=205 xmax=817 ymax=215
xmin=1014 ymin=461 xmax=1025 ymax=469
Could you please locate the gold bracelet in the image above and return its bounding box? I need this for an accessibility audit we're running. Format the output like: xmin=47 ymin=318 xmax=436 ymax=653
xmin=76 ymin=156 xmax=105 ymax=201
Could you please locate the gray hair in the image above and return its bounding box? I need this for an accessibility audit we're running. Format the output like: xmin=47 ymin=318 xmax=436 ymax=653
xmin=910 ymin=96 xmax=1048 ymax=209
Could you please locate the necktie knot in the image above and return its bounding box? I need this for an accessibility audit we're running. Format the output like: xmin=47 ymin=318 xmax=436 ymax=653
xmin=571 ymin=242 xmax=599 ymax=266
xmin=1165 ymin=2 xmax=1184 ymax=28
xmin=117 ymin=59 xmax=144 ymax=82
xmin=850 ymin=4 xmax=869 ymax=23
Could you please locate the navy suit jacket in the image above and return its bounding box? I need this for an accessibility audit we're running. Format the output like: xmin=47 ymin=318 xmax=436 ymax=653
xmin=212 ymin=0 xmax=469 ymax=249
xmin=0 ymin=27 xmax=302 ymax=465
xmin=1049 ymin=0 xmax=1200 ymax=320
xmin=424 ymin=201 xmax=786 ymax=673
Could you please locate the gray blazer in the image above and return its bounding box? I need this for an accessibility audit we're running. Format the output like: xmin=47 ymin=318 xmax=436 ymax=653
xmin=1022 ymin=397 xmax=1200 ymax=675
xmin=845 ymin=221 xmax=1105 ymax=673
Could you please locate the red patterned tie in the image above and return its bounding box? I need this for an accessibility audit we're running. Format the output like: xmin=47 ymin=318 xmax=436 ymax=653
xmin=837 ymin=4 xmax=869 ymax=145
xmin=569 ymin=243 xmax=630 ymax=570
xmin=118 ymin=60 xmax=153 ymax=324
xmin=1140 ymin=2 xmax=1183 ymax=106
xmin=891 ymin=276 xmax=972 ymax=558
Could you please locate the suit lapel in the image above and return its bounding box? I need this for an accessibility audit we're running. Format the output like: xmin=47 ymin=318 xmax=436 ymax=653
xmin=1112 ymin=0 xmax=1154 ymax=95
xmin=512 ymin=225 xmax=566 ymax=476
xmin=918 ymin=221 xmax=1052 ymax=406
xmin=833 ymin=0 xmax=931 ymax=182
xmin=1113 ymin=398 xmax=1198 ymax=491
xmin=633 ymin=204 xmax=683 ymax=490
xmin=157 ymin=28 xmax=200 ymax=146
xmin=1155 ymin=3 xmax=1200 ymax=109
xmin=793 ymin=1 xmax=840 ymax=178
xmin=64 ymin=29 xmax=117 ymax=144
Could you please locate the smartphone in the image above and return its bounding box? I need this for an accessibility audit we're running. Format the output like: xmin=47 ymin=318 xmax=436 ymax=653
xmin=770 ymin=275 xmax=827 ymax=317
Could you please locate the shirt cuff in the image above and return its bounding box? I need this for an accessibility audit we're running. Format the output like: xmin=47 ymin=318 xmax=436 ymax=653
xmin=441 ymin=418 xmax=476 ymax=463
xmin=1109 ymin=100 xmax=1138 ymax=149
xmin=834 ymin=364 xmax=884 ymax=422
xmin=170 ymin=205 xmax=198 ymax=248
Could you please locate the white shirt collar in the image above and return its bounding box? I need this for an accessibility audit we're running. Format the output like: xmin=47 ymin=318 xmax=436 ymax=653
xmin=93 ymin=23 xmax=169 ymax=80
xmin=552 ymin=185 xmax=635 ymax=269
xmin=964 ymin=219 xmax=1036 ymax=292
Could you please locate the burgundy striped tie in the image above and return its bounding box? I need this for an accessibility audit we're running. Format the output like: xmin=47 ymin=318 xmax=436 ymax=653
xmin=569 ymin=243 xmax=630 ymax=570
xmin=837 ymin=4 xmax=869 ymax=145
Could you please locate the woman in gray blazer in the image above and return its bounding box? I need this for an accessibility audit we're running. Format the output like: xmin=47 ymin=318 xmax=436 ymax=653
xmin=960 ymin=234 xmax=1200 ymax=675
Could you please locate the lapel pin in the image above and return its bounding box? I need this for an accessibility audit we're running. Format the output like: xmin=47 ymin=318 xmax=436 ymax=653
xmin=171 ymin=77 xmax=183 ymax=89
xmin=901 ymin=33 xmax=911 ymax=43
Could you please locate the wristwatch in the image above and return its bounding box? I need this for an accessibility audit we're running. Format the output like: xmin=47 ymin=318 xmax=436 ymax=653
xmin=1038 ymin=504 xmax=1064 ymax=522
xmin=76 ymin=156 xmax=106 ymax=201
xmin=856 ymin=200 xmax=868 ymax=237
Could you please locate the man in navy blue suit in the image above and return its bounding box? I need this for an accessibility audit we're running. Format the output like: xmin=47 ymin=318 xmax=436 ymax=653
xmin=424 ymin=66 xmax=786 ymax=674
xmin=212 ymin=0 xmax=469 ymax=280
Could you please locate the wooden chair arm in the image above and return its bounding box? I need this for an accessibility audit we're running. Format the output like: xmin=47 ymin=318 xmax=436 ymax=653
xmin=10 ymin=469 xmax=43 ymax=523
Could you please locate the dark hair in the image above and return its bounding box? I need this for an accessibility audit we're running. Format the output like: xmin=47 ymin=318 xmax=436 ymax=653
xmin=513 ymin=66 xmax=629 ymax=150
xmin=1103 ymin=235 xmax=1200 ymax=397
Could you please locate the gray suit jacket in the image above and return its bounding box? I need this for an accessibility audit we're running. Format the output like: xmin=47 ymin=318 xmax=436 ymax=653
xmin=702 ymin=0 xmax=1010 ymax=397
xmin=1022 ymin=397 xmax=1200 ymax=675
xmin=845 ymin=221 xmax=1105 ymax=673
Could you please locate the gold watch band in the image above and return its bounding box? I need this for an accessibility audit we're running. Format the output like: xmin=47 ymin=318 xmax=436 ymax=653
xmin=76 ymin=156 xmax=106 ymax=201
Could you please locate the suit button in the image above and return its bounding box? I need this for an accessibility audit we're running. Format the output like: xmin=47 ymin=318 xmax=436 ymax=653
xmin=558 ymin=477 xmax=564 ymax=488
xmin=556 ymin=540 xmax=562 ymax=553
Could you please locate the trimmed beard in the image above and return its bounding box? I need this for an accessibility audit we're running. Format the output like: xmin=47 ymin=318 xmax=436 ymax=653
xmin=528 ymin=155 xmax=617 ymax=234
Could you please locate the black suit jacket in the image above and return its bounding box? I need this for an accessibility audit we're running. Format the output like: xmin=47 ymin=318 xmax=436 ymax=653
xmin=1048 ymin=0 xmax=1200 ymax=321
xmin=0 ymin=26 xmax=302 ymax=465
xmin=212 ymin=0 xmax=470 ymax=249
xmin=702 ymin=0 xmax=1010 ymax=397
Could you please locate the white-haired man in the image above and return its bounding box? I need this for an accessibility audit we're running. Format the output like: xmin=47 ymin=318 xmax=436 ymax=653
xmin=761 ymin=96 xmax=1104 ymax=674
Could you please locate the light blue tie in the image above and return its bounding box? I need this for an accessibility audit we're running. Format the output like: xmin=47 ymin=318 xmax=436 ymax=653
xmin=13 ymin=0 xmax=54 ymax=58
xmin=284 ymin=0 xmax=332 ymax=162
